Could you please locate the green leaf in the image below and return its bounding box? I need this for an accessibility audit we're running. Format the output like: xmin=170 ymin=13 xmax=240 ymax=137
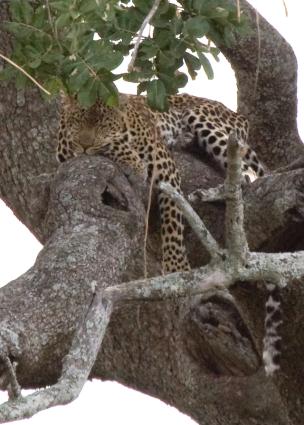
xmin=137 ymin=81 xmax=148 ymax=95
xmin=98 ymin=81 xmax=119 ymax=106
xmin=28 ymin=57 xmax=41 ymax=69
xmin=92 ymin=52 xmax=123 ymax=71
xmin=79 ymin=0 xmax=99 ymax=14
xmin=44 ymin=76 xmax=63 ymax=95
xmin=152 ymin=2 xmax=177 ymax=28
xmin=184 ymin=52 xmax=201 ymax=80
xmin=192 ymin=0 xmax=207 ymax=14
xmin=123 ymin=70 xmax=153 ymax=83
xmin=77 ymin=79 xmax=98 ymax=108
xmin=183 ymin=16 xmax=210 ymax=38
xmin=21 ymin=0 xmax=33 ymax=24
xmin=68 ymin=67 xmax=91 ymax=93
xmin=49 ymin=1 xmax=69 ymax=12
xmin=138 ymin=40 xmax=159 ymax=59
xmin=175 ymin=71 xmax=188 ymax=89
xmin=210 ymin=7 xmax=230 ymax=20
xmin=157 ymin=51 xmax=176 ymax=70
xmin=86 ymin=42 xmax=124 ymax=71
xmin=157 ymin=71 xmax=188 ymax=94
xmin=153 ymin=29 xmax=173 ymax=50
xmin=33 ymin=6 xmax=47 ymax=29
xmin=70 ymin=10 xmax=81 ymax=20
xmin=55 ymin=13 xmax=71 ymax=29
xmin=209 ymin=47 xmax=220 ymax=62
xmin=146 ymin=79 xmax=167 ymax=111
xmin=10 ymin=0 xmax=33 ymax=24
xmin=42 ymin=50 xmax=64 ymax=65
xmin=133 ymin=0 xmax=153 ymax=14
xmin=3 ymin=21 xmax=35 ymax=39
xmin=223 ymin=26 xmax=235 ymax=46
xmin=170 ymin=39 xmax=187 ymax=59
xmin=197 ymin=51 xmax=214 ymax=80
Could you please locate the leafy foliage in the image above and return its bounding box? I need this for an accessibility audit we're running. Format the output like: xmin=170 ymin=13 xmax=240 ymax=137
xmin=0 ymin=0 xmax=248 ymax=109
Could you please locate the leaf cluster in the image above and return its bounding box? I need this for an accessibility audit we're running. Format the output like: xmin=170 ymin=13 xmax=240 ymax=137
xmin=0 ymin=0 xmax=248 ymax=109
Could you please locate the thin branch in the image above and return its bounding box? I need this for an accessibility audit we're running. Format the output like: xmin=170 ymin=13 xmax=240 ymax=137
xmin=159 ymin=182 xmax=224 ymax=260
xmin=189 ymin=184 xmax=226 ymax=203
xmin=0 ymin=292 xmax=113 ymax=423
xmin=127 ymin=0 xmax=162 ymax=72
xmin=105 ymin=266 xmax=233 ymax=303
xmin=0 ymin=356 xmax=21 ymax=400
xmin=238 ymin=252 xmax=304 ymax=285
xmin=253 ymin=9 xmax=261 ymax=98
xmin=236 ymin=0 xmax=241 ymax=22
xmin=104 ymin=249 xmax=304 ymax=305
xmin=0 ymin=53 xmax=51 ymax=96
xmin=282 ymin=0 xmax=288 ymax=17
xmin=225 ymin=131 xmax=249 ymax=266
xmin=45 ymin=0 xmax=55 ymax=38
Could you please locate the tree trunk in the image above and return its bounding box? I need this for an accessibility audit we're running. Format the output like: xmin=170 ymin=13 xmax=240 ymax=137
xmin=0 ymin=1 xmax=304 ymax=425
xmin=219 ymin=0 xmax=304 ymax=169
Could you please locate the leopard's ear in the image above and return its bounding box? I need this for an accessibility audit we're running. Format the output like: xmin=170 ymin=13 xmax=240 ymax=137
xmin=118 ymin=93 xmax=129 ymax=111
xmin=60 ymin=91 xmax=78 ymax=111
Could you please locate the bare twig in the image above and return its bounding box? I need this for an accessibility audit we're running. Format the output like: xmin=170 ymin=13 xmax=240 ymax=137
xmin=143 ymin=132 xmax=157 ymax=278
xmin=236 ymin=0 xmax=241 ymax=22
xmin=253 ymin=10 xmax=261 ymax=98
xmin=0 ymin=292 xmax=112 ymax=423
xmin=282 ymin=0 xmax=288 ymax=16
xmin=189 ymin=184 xmax=225 ymax=203
xmin=159 ymin=181 xmax=223 ymax=260
xmin=0 ymin=53 xmax=51 ymax=96
xmin=128 ymin=0 xmax=162 ymax=72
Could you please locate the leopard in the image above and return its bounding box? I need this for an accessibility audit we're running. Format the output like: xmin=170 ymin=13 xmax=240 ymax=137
xmin=130 ymin=93 xmax=265 ymax=181
xmin=57 ymin=93 xmax=265 ymax=274
xmin=57 ymin=92 xmax=278 ymax=372
xmin=56 ymin=93 xmax=191 ymax=274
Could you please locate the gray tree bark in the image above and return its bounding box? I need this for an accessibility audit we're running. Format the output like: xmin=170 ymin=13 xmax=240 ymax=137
xmin=0 ymin=1 xmax=304 ymax=425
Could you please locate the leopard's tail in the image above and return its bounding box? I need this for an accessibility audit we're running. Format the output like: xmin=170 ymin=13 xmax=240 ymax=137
xmin=263 ymin=283 xmax=282 ymax=375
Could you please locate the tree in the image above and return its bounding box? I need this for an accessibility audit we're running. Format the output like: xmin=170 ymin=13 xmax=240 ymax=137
xmin=0 ymin=1 xmax=304 ymax=424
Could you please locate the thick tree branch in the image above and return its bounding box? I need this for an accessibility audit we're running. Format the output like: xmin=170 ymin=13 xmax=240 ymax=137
xmin=1 ymin=2 xmax=304 ymax=424
xmin=105 ymin=267 xmax=231 ymax=303
xmin=0 ymin=154 xmax=302 ymax=425
xmin=220 ymin=0 xmax=304 ymax=168
xmin=0 ymin=292 xmax=113 ymax=423
xmin=159 ymin=182 xmax=223 ymax=260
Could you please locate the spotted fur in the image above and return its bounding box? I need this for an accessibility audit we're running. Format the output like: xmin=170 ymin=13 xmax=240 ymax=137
xmin=167 ymin=95 xmax=264 ymax=180
xmin=263 ymin=283 xmax=282 ymax=375
xmin=129 ymin=93 xmax=265 ymax=181
xmin=57 ymin=93 xmax=190 ymax=274
xmin=57 ymin=92 xmax=275 ymax=371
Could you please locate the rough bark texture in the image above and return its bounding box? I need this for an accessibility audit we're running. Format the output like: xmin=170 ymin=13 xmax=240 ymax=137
xmin=220 ymin=0 xmax=304 ymax=170
xmin=1 ymin=1 xmax=304 ymax=425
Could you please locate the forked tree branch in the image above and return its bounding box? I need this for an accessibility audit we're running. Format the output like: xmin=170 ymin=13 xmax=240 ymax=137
xmin=0 ymin=292 xmax=113 ymax=423
xmin=159 ymin=182 xmax=223 ymax=260
xmin=1 ymin=134 xmax=304 ymax=421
